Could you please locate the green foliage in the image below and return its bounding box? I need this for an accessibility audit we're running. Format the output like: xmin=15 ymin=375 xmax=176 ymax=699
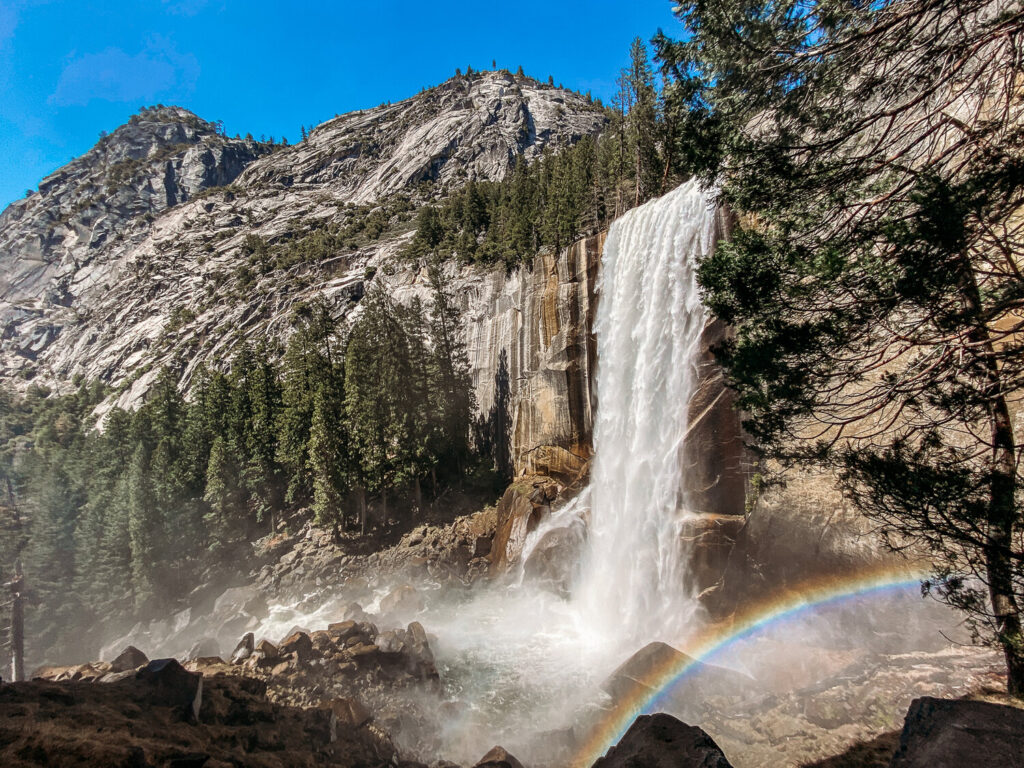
xmin=660 ymin=0 xmax=1024 ymax=688
xmin=406 ymin=39 xmax=674 ymax=267
xmin=404 ymin=137 xmax=611 ymax=267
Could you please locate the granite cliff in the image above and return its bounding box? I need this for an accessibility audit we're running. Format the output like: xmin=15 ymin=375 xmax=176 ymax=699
xmin=0 ymin=71 xmax=608 ymax=476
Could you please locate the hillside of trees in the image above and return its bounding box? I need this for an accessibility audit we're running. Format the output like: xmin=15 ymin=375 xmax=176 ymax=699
xmin=0 ymin=267 xmax=480 ymax=662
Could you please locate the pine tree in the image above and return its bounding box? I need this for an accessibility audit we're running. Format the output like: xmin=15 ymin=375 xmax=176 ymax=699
xmin=626 ymin=37 xmax=661 ymax=205
xmin=203 ymin=435 xmax=239 ymax=552
xmin=344 ymin=287 xmax=410 ymax=530
xmin=659 ymin=0 xmax=1024 ymax=691
xmin=127 ymin=442 xmax=157 ymax=612
xmin=428 ymin=262 xmax=476 ymax=478
xmin=309 ymin=381 xmax=350 ymax=536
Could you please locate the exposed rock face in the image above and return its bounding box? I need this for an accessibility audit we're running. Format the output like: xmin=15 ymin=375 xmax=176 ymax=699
xmin=240 ymin=71 xmax=603 ymax=203
xmin=683 ymin=208 xmax=748 ymax=519
xmin=0 ymin=107 xmax=270 ymax=360
xmin=592 ymin=713 xmax=733 ymax=768
xmin=488 ymin=477 xmax=560 ymax=573
xmin=385 ymin=234 xmax=599 ymax=480
xmin=889 ymin=696 xmax=1024 ymax=768
xmin=0 ymin=73 xmax=605 ymax=480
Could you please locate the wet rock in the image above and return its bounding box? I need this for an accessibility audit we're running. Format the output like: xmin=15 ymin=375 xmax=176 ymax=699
xmin=213 ymin=585 xmax=268 ymax=620
xmin=889 ymin=696 xmax=1024 ymax=768
xmin=473 ymin=746 xmax=525 ymax=768
xmin=602 ymin=642 xmax=752 ymax=722
xmin=230 ymin=632 xmax=254 ymax=664
xmin=253 ymin=638 xmax=279 ymax=662
xmin=339 ymin=601 xmax=372 ymax=623
xmin=489 ymin=480 xmax=550 ymax=574
xmin=602 ymin=642 xmax=693 ymax=702
xmin=135 ymin=658 xmax=203 ymax=723
xmin=380 ymin=585 xmax=425 ymax=617
xmin=377 ymin=630 xmax=408 ymax=655
xmin=110 ymin=645 xmax=149 ymax=673
xmin=522 ymin=518 xmax=586 ymax=596
xmin=280 ymin=631 xmax=315 ymax=664
xmin=592 ymin=713 xmax=733 ymax=768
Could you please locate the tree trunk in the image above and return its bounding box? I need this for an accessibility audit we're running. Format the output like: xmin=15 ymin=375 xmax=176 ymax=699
xmin=381 ymin=489 xmax=388 ymax=524
xmin=414 ymin=478 xmax=422 ymax=517
xmin=9 ymin=561 xmax=24 ymax=682
xmin=984 ymin=388 xmax=1024 ymax=694
xmin=962 ymin=266 xmax=1024 ymax=694
xmin=358 ymin=489 xmax=367 ymax=536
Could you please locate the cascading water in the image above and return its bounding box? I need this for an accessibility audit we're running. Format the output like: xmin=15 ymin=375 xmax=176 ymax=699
xmin=573 ymin=177 xmax=717 ymax=643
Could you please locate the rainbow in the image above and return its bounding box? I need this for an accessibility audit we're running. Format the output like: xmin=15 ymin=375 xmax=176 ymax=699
xmin=572 ymin=563 xmax=929 ymax=767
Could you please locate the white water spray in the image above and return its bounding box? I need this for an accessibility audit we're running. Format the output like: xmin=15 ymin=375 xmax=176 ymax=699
xmin=573 ymin=178 xmax=717 ymax=642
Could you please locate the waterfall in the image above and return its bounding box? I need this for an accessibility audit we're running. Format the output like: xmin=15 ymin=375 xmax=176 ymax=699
xmin=574 ymin=178 xmax=718 ymax=643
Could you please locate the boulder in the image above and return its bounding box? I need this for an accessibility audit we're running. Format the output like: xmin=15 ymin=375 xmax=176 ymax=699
xmin=522 ymin=518 xmax=586 ymax=596
xmin=109 ymin=646 xmax=149 ymax=673
xmin=135 ymin=659 xmax=203 ymax=723
xmin=310 ymin=630 xmax=337 ymax=656
xmin=340 ymin=601 xmax=371 ymax=623
xmin=230 ymin=633 xmax=254 ymax=665
xmin=212 ymin=586 xmax=268 ymax=620
xmin=327 ymin=620 xmax=360 ymax=642
xmin=602 ymin=642 xmax=752 ymax=721
xmin=592 ymin=713 xmax=732 ymax=768
xmin=253 ymin=639 xmax=279 ymax=662
xmin=380 ymin=585 xmax=425 ymax=617
xmin=280 ymin=631 xmax=315 ymax=664
xmin=473 ymin=746 xmax=525 ymax=768
xmin=602 ymin=642 xmax=693 ymax=703
xmin=377 ymin=629 xmax=408 ymax=655
xmin=405 ymin=621 xmax=438 ymax=680
xmin=488 ymin=481 xmax=550 ymax=574
xmin=322 ymin=697 xmax=372 ymax=728
xmin=889 ymin=696 xmax=1024 ymax=768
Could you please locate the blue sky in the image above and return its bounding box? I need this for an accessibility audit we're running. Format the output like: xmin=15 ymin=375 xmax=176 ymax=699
xmin=0 ymin=1 xmax=682 ymax=210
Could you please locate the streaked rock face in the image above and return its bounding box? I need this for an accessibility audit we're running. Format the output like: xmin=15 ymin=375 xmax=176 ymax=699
xmin=388 ymin=235 xmax=600 ymax=479
xmin=0 ymin=72 xmax=607 ymax=477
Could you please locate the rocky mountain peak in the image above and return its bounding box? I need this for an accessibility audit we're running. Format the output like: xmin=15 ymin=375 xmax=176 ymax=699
xmin=0 ymin=72 xmax=607 ymax=411
xmin=239 ymin=70 xmax=606 ymax=203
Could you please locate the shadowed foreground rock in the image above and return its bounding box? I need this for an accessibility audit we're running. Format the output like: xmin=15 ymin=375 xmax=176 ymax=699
xmin=0 ymin=669 xmax=396 ymax=767
xmin=889 ymin=696 xmax=1024 ymax=768
xmin=592 ymin=713 xmax=733 ymax=768
xmin=472 ymin=745 xmax=525 ymax=768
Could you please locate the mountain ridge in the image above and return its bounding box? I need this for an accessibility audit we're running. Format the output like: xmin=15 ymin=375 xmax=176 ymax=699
xmin=0 ymin=70 xmax=608 ymax=413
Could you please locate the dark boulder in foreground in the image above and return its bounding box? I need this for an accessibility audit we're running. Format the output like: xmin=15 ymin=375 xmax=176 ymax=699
xmin=889 ymin=696 xmax=1024 ymax=768
xmin=473 ymin=745 xmax=525 ymax=768
xmin=109 ymin=645 xmax=149 ymax=673
xmin=592 ymin=713 xmax=733 ymax=768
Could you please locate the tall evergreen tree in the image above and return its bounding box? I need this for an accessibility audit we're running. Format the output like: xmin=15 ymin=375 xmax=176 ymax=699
xmin=658 ymin=0 xmax=1024 ymax=691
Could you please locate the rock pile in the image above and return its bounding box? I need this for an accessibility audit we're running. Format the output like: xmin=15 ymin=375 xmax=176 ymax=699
xmin=0 ymin=660 xmax=399 ymax=767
